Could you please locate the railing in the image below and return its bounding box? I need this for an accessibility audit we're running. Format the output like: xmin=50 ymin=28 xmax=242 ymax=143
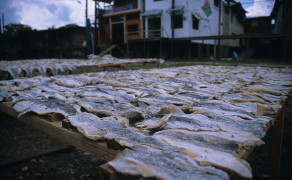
xmin=126 ymin=26 xmax=169 ymax=40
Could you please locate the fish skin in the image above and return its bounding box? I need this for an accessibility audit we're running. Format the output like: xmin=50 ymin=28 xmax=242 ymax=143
xmin=200 ymin=111 xmax=266 ymax=137
xmin=109 ymin=145 xmax=230 ymax=180
xmin=13 ymin=97 xmax=78 ymax=118
xmin=137 ymin=106 xmax=220 ymax=132
xmin=67 ymin=113 xmax=127 ymax=140
xmin=155 ymin=131 xmax=252 ymax=179
xmin=6 ymin=67 xmax=22 ymax=79
xmin=154 ymin=129 xmax=264 ymax=155
xmin=0 ymin=89 xmax=14 ymax=102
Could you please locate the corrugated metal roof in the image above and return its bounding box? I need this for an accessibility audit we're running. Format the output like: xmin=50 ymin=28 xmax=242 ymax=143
xmin=141 ymin=9 xmax=162 ymax=17
xmin=166 ymin=5 xmax=185 ymax=14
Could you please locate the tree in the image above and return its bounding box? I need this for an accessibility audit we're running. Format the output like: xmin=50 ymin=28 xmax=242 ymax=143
xmin=58 ymin=24 xmax=80 ymax=29
xmin=48 ymin=25 xmax=56 ymax=30
xmin=4 ymin=23 xmax=33 ymax=37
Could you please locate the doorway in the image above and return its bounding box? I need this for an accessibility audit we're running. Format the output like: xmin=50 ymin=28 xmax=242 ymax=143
xmin=112 ymin=23 xmax=124 ymax=44
xmin=148 ymin=17 xmax=161 ymax=38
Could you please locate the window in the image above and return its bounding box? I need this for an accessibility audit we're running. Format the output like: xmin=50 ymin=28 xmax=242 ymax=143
xmin=231 ymin=15 xmax=237 ymax=24
xmin=214 ymin=0 xmax=219 ymax=7
xmin=128 ymin=24 xmax=139 ymax=35
xmin=173 ymin=14 xmax=183 ymax=29
xmin=192 ymin=15 xmax=199 ymax=30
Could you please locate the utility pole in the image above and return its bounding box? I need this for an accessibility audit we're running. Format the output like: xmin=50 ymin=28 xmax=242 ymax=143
xmin=86 ymin=0 xmax=88 ymax=21
xmin=94 ymin=0 xmax=97 ymax=50
xmin=1 ymin=13 xmax=5 ymax=60
xmin=171 ymin=0 xmax=175 ymax=59
xmin=217 ymin=0 xmax=222 ymax=59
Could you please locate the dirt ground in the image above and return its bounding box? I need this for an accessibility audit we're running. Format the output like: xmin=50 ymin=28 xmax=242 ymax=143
xmin=0 ymin=96 xmax=291 ymax=179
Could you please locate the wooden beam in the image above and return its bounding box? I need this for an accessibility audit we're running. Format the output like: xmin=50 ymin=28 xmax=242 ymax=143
xmin=0 ymin=103 xmax=119 ymax=162
xmin=270 ymin=108 xmax=285 ymax=180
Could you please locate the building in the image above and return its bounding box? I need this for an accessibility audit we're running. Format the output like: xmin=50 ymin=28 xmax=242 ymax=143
xmin=97 ymin=0 xmax=246 ymax=58
xmin=245 ymin=16 xmax=273 ymax=35
xmin=271 ymin=0 xmax=292 ymax=34
xmin=270 ymin=0 xmax=292 ymax=59
xmin=98 ymin=0 xmax=143 ymax=45
xmin=2 ymin=25 xmax=86 ymax=60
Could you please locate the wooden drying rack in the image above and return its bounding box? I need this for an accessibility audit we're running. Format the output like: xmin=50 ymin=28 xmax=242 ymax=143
xmin=0 ymin=60 xmax=162 ymax=80
xmin=0 ymin=93 xmax=290 ymax=180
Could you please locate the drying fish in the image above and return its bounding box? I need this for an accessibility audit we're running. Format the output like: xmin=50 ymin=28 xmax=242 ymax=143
xmin=245 ymin=85 xmax=284 ymax=96
xmin=137 ymin=105 xmax=220 ymax=132
xmin=137 ymin=113 xmax=220 ymax=132
xmin=199 ymin=111 xmax=267 ymax=137
xmin=67 ymin=112 xmax=128 ymax=140
xmin=52 ymin=75 xmax=97 ymax=88
xmin=0 ymin=63 xmax=291 ymax=180
xmin=13 ymin=97 xmax=77 ymax=118
xmin=0 ymin=89 xmax=14 ymax=102
xmin=155 ymin=131 xmax=252 ymax=178
xmin=154 ymin=129 xmax=263 ymax=156
xmin=109 ymin=145 xmax=229 ymax=180
xmin=6 ymin=67 xmax=22 ymax=79
xmin=191 ymin=100 xmax=256 ymax=119
xmin=105 ymin=127 xmax=169 ymax=148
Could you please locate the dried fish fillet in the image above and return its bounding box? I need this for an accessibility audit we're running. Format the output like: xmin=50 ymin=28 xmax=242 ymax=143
xmin=154 ymin=129 xmax=263 ymax=155
xmin=193 ymin=100 xmax=256 ymax=118
xmin=155 ymin=131 xmax=252 ymax=178
xmin=13 ymin=97 xmax=77 ymax=118
xmin=137 ymin=105 xmax=220 ymax=132
xmin=199 ymin=111 xmax=267 ymax=137
xmin=67 ymin=113 xmax=128 ymax=140
xmin=109 ymin=145 xmax=229 ymax=180
xmin=105 ymin=127 xmax=169 ymax=148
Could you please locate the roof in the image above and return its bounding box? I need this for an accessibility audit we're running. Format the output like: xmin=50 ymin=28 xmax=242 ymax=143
xmin=166 ymin=5 xmax=185 ymax=14
xmin=230 ymin=2 xmax=247 ymax=20
xmin=93 ymin=0 xmax=113 ymax=3
xmin=141 ymin=9 xmax=162 ymax=17
xmin=271 ymin=0 xmax=281 ymax=18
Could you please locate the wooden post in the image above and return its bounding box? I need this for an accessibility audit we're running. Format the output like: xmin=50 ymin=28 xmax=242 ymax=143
xmin=206 ymin=44 xmax=210 ymax=58
xmin=282 ymin=40 xmax=286 ymax=59
xmin=188 ymin=42 xmax=192 ymax=59
xmin=218 ymin=39 xmax=221 ymax=60
xmin=160 ymin=38 xmax=163 ymax=58
xmin=198 ymin=43 xmax=202 ymax=59
xmin=214 ymin=40 xmax=217 ymax=59
xmin=270 ymin=109 xmax=285 ymax=180
xmin=126 ymin=42 xmax=129 ymax=56
xmin=171 ymin=39 xmax=174 ymax=59
xmin=143 ymin=40 xmax=146 ymax=58
xmin=245 ymin=39 xmax=249 ymax=60
xmin=183 ymin=41 xmax=186 ymax=60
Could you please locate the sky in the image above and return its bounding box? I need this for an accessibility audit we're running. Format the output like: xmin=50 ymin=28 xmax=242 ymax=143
xmin=0 ymin=0 xmax=276 ymax=30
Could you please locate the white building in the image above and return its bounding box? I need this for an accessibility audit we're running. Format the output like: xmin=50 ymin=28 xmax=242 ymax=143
xmin=97 ymin=0 xmax=246 ymax=58
xmin=142 ymin=0 xmax=245 ymax=46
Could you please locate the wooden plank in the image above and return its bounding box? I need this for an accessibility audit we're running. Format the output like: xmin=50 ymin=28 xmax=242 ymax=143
xmin=0 ymin=103 xmax=119 ymax=162
xmin=99 ymin=45 xmax=117 ymax=57
xmin=270 ymin=108 xmax=285 ymax=180
xmin=100 ymin=163 xmax=124 ymax=180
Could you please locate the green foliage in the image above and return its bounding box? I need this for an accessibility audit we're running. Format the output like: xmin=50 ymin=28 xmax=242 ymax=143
xmin=4 ymin=23 xmax=33 ymax=37
xmin=48 ymin=25 xmax=56 ymax=30
xmin=58 ymin=24 xmax=80 ymax=29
